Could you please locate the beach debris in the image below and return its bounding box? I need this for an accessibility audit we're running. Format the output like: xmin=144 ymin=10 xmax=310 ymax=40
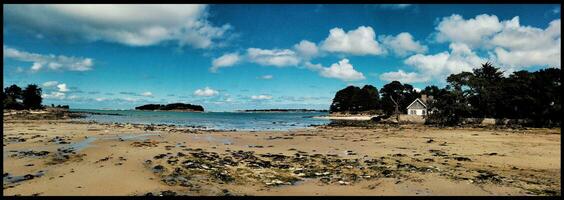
xmin=159 ymin=190 xmax=177 ymax=196
xmin=429 ymin=149 xmax=448 ymax=157
xmin=11 ymin=150 xmax=50 ymax=158
xmin=452 ymin=156 xmax=472 ymax=162
xmin=474 ymin=170 xmax=503 ymax=183
xmin=152 ymin=165 xmax=165 ymax=174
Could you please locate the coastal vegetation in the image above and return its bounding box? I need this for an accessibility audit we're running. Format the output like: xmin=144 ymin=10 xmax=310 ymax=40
xmin=2 ymin=84 xmax=43 ymax=110
xmin=426 ymin=63 xmax=561 ymax=127
xmin=330 ymin=63 xmax=561 ymax=127
xmin=135 ymin=103 xmax=204 ymax=112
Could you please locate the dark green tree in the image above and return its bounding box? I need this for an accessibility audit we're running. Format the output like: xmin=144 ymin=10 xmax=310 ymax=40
xmin=379 ymin=81 xmax=419 ymax=116
xmin=470 ymin=63 xmax=504 ymax=118
xmin=3 ymin=84 xmax=24 ymax=110
xmin=427 ymin=86 xmax=471 ymax=126
xmin=330 ymin=85 xmax=381 ymax=113
xmin=22 ymin=84 xmax=43 ymax=109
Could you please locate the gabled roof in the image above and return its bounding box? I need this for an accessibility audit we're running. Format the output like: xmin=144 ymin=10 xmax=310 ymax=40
xmin=406 ymin=98 xmax=427 ymax=109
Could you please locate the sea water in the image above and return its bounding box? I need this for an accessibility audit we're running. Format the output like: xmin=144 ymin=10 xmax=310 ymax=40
xmin=71 ymin=109 xmax=330 ymax=131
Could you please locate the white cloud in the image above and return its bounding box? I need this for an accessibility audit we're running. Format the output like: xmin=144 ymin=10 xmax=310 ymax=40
xmin=194 ymin=87 xmax=219 ymax=97
xmin=4 ymin=5 xmax=231 ymax=48
xmin=122 ymin=97 xmax=139 ymax=102
xmin=4 ymin=46 xmax=94 ymax=72
xmin=42 ymin=81 xmax=59 ymax=88
xmin=379 ymin=4 xmax=412 ymax=9
xmin=306 ymin=59 xmax=366 ymax=81
xmin=42 ymin=92 xmax=66 ymax=100
xmin=433 ymin=14 xmax=560 ymax=73
xmin=210 ymin=53 xmax=240 ymax=72
xmin=141 ymin=91 xmax=153 ymax=97
xmin=379 ymin=70 xmax=430 ymax=83
xmin=259 ymin=75 xmax=273 ymax=80
xmin=31 ymin=63 xmax=43 ymax=72
xmin=247 ymin=48 xmax=300 ymax=67
xmin=251 ymin=95 xmax=272 ymax=100
xmin=491 ymin=18 xmax=561 ymax=69
xmin=435 ymin=14 xmax=503 ymax=48
xmin=293 ymin=40 xmax=319 ymax=59
xmin=57 ymin=83 xmax=69 ymax=92
xmin=380 ymin=43 xmax=488 ymax=84
xmin=380 ymin=32 xmax=428 ymax=56
xmin=67 ymin=95 xmax=80 ymax=100
xmin=320 ymin=26 xmax=385 ymax=55
xmin=95 ymin=97 xmax=108 ymax=102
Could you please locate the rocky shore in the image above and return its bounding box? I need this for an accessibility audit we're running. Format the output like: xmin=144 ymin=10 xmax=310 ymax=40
xmin=2 ymin=112 xmax=561 ymax=196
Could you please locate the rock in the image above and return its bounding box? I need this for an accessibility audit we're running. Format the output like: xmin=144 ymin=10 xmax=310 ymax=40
xmin=161 ymin=176 xmax=177 ymax=186
xmin=212 ymin=170 xmax=234 ymax=183
xmin=381 ymin=170 xmax=394 ymax=177
xmin=153 ymin=154 xmax=167 ymax=159
xmin=453 ymin=156 xmax=472 ymax=162
xmin=160 ymin=190 xmax=176 ymax=196
xmin=153 ymin=165 xmax=165 ymax=173
xmin=23 ymin=174 xmax=35 ymax=180
xmin=338 ymin=180 xmax=350 ymax=185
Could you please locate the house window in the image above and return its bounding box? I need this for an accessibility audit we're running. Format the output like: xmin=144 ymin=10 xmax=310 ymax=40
xmin=422 ymin=110 xmax=426 ymax=115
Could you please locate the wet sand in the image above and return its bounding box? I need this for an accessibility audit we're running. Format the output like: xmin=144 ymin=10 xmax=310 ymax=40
xmin=3 ymin=119 xmax=561 ymax=196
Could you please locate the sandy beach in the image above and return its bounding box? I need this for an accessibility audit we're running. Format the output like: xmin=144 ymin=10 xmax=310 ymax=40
xmin=2 ymin=116 xmax=560 ymax=196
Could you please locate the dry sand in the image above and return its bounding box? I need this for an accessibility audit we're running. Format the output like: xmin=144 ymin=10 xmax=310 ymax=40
xmin=2 ymin=119 xmax=561 ymax=196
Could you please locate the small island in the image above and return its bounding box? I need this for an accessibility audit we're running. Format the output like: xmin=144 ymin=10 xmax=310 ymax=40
xmin=237 ymin=109 xmax=328 ymax=113
xmin=135 ymin=103 xmax=204 ymax=112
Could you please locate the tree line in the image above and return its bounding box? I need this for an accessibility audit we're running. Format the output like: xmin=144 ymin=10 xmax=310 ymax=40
xmin=2 ymin=84 xmax=43 ymax=110
xmin=330 ymin=82 xmax=420 ymax=116
xmin=330 ymin=63 xmax=561 ymax=127
xmin=135 ymin=103 xmax=204 ymax=111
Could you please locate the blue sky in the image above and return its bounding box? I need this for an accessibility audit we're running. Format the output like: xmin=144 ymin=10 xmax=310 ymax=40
xmin=3 ymin=4 xmax=561 ymax=111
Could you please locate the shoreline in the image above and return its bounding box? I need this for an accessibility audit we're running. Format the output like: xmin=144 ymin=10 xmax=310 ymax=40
xmin=3 ymin=116 xmax=561 ymax=196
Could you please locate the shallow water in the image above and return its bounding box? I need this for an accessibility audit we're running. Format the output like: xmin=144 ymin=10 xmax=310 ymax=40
xmin=71 ymin=109 xmax=330 ymax=131
xmin=3 ymin=171 xmax=45 ymax=185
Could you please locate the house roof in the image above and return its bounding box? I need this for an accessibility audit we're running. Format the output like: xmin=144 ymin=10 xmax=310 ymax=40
xmin=406 ymin=98 xmax=427 ymax=109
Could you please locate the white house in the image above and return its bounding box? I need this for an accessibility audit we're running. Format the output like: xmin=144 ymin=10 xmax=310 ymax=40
xmin=406 ymin=95 xmax=428 ymax=116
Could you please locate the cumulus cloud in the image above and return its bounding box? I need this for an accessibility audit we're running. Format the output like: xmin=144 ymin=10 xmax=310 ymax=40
xmin=4 ymin=5 xmax=231 ymax=48
xmin=491 ymin=18 xmax=561 ymax=69
xmin=293 ymin=40 xmax=319 ymax=59
xmin=379 ymin=70 xmax=430 ymax=83
xmin=435 ymin=14 xmax=503 ymax=48
xmin=379 ymin=43 xmax=487 ymax=84
xmin=259 ymin=75 xmax=273 ymax=80
xmin=57 ymin=83 xmax=69 ymax=92
xmin=3 ymin=46 xmax=94 ymax=72
xmin=379 ymin=32 xmax=428 ymax=56
xmin=42 ymin=81 xmax=59 ymax=88
xmin=251 ymin=95 xmax=272 ymax=100
xmin=210 ymin=53 xmax=240 ymax=72
xmin=306 ymin=59 xmax=366 ymax=81
xmin=42 ymin=92 xmax=66 ymax=100
xmin=194 ymin=87 xmax=219 ymax=97
xmin=141 ymin=91 xmax=153 ymax=97
xmin=434 ymin=14 xmax=560 ymax=70
xmin=247 ymin=48 xmax=300 ymax=67
xmin=378 ymin=4 xmax=412 ymax=9
xmin=320 ymin=26 xmax=385 ymax=55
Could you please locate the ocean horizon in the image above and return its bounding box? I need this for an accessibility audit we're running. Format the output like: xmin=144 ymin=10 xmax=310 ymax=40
xmin=71 ymin=109 xmax=330 ymax=131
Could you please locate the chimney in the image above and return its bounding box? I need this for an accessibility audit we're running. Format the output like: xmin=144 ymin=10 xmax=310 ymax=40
xmin=421 ymin=94 xmax=427 ymax=103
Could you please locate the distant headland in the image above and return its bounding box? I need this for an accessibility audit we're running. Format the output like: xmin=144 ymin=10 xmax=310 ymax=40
xmin=135 ymin=103 xmax=204 ymax=112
